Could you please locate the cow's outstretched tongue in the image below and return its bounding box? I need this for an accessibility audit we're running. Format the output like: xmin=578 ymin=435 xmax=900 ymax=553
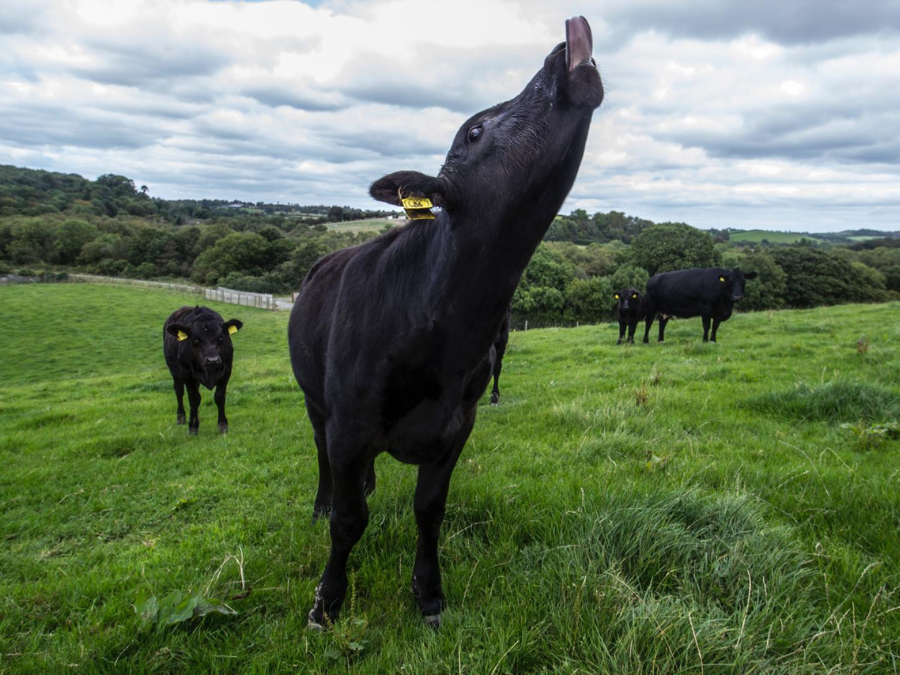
xmin=566 ymin=16 xmax=593 ymax=72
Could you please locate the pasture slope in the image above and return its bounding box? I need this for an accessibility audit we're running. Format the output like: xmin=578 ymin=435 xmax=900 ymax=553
xmin=1 ymin=284 xmax=899 ymax=673
xmin=727 ymin=230 xmax=823 ymax=245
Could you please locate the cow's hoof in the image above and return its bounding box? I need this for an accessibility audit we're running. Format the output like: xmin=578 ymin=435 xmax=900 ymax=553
xmin=177 ymin=414 xmax=186 ymax=425
xmin=218 ymin=423 xmax=229 ymax=434
xmin=423 ymin=613 xmax=442 ymax=629
xmin=189 ymin=428 xmax=199 ymax=436
xmin=307 ymin=611 xmax=325 ymax=632
xmin=490 ymin=393 xmax=500 ymax=405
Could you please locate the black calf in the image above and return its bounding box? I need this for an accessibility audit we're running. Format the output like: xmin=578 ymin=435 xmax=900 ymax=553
xmin=616 ymin=288 xmax=645 ymax=344
xmin=163 ymin=306 xmax=242 ymax=434
xmin=288 ymin=17 xmax=603 ymax=628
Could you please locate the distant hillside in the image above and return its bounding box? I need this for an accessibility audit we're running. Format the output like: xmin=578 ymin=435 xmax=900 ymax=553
xmin=727 ymin=230 xmax=824 ymax=245
xmin=0 ymin=164 xmax=394 ymax=224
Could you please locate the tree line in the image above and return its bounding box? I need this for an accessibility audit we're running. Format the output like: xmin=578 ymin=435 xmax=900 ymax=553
xmin=1 ymin=164 xmax=898 ymax=324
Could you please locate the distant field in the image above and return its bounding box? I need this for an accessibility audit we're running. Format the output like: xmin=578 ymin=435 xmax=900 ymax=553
xmin=326 ymin=218 xmax=401 ymax=232
xmin=729 ymin=229 xmax=823 ymax=244
xmin=2 ymin=284 xmax=899 ymax=672
xmin=847 ymin=235 xmax=883 ymax=242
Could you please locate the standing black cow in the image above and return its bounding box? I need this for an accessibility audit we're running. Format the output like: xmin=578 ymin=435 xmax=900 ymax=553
xmin=489 ymin=307 xmax=511 ymax=405
xmin=163 ymin=306 xmax=243 ymax=434
xmin=642 ymin=268 xmax=757 ymax=343
xmin=616 ymin=288 xmax=645 ymax=344
xmin=288 ymin=17 xmax=602 ymax=629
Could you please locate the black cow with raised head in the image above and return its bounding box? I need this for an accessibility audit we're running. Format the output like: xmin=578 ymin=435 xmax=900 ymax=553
xmin=489 ymin=306 xmax=511 ymax=405
xmin=163 ymin=306 xmax=242 ymax=434
xmin=642 ymin=267 xmax=757 ymax=343
xmin=288 ymin=17 xmax=603 ymax=629
xmin=616 ymin=288 xmax=645 ymax=344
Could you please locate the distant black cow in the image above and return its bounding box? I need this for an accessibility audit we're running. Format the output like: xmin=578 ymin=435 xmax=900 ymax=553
xmin=288 ymin=17 xmax=602 ymax=629
xmin=616 ymin=288 xmax=645 ymax=344
xmin=642 ymin=267 xmax=757 ymax=343
xmin=163 ymin=306 xmax=243 ymax=434
xmin=490 ymin=307 xmax=511 ymax=405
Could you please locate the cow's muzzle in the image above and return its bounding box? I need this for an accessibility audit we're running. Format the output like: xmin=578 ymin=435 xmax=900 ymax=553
xmin=205 ymin=355 xmax=222 ymax=365
xmin=731 ymin=295 xmax=743 ymax=302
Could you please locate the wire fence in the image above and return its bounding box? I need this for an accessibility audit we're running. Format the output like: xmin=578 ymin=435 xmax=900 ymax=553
xmin=68 ymin=274 xmax=281 ymax=310
xmin=204 ymin=286 xmax=278 ymax=310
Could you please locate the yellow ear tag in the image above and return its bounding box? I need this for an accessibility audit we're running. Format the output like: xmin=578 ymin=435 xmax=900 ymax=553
xmin=614 ymin=294 xmax=619 ymax=299
xmin=719 ymin=276 xmax=726 ymax=282
xmin=401 ymin=196 xmax=436 ymax=221
xmin=632 ymin=294 xmax=637 ymax=299
xmin=177 ymin=330 xmax=188 ymax=342
xmin=228 ymin=325 xmax=238 ymax=335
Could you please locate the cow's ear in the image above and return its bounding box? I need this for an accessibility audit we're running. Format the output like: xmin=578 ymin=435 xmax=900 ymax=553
xmin=744 ymin=271 xmax=758 ymax=280
xmin=224 ymin=319 xmax=243 ymax=335
xmin=167 ymin=323 xmax=190 ymax=341
xmin=370 ymin=171 xmax=447 ymax=207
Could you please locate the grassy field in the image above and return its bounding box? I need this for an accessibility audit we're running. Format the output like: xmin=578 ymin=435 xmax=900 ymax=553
xmin=728 ymin=230 xmax=823 ymax=244
xmin=325 ymin=218 xmax=400 ymax=233
xmin=1 ymin=284 xmax=899 ymax=673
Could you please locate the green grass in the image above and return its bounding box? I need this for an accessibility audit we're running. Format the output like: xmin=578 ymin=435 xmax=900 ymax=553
xmin=728 ymin=230 xmax=823 ymax=244
xmin=2 ymin=285 xmax=899 ymax=672
xmin=326 ymin=218 xmax=399 ymax=232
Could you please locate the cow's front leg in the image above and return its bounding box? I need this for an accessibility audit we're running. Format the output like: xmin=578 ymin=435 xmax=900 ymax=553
xmin=701 ymin=315 xmax=711 ymax=342
xmin=173 ymin=379 xmax=186 ymax=425
xmin=617 ymin=320 xmax=626 ymax=345
xmin=710 ymin=317 xmax=722 ymax=343
xmin=186 ymin=380 xmax=201 ymax=434
xmin=489 ymin=357 xmax=504 ymax=405
xmin=412 ymin=410 xmax=474 ymax=627
xmin=657 ymin=316 xmax=669 ymax=342
xmin=308 ymin=456 xmax=369 ymax=628
xmin=627 ymin=321 xmax=637 ymax=344
xmin=214 ymin=378 xmax=229 ymax=433
xmin=643 ymin=313 xmax=655 ymax=343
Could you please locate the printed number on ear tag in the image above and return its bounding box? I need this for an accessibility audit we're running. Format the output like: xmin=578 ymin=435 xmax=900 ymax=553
xmin=228 ymin=325 xmax=238 ymax=335
xmin=177 ymin=331 xmax=188 ymax=342
xmin=401 ymin=197 xmax=436 ymax=221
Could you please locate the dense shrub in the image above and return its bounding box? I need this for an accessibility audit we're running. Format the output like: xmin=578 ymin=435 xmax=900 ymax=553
xmin=629 ymin=223 xmax=720 ymax=275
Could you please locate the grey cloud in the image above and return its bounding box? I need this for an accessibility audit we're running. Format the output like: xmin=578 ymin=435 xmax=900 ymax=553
xmin=0 ymin=2 xmax=48 ymax=35
xmin=335 ymin=45 xmax=538 ymax=113
xmin=604 ymin=0 xmax=900 ymax=45
xmin=241 ymin=85 xmax=347 ymax=112
xmin=70 ymin=35 xmax=230 ymax=87
xmin=0 ymin=103 xmax=163 ymax=151
xmin=664 ymin=108 xmax=900 ymax=165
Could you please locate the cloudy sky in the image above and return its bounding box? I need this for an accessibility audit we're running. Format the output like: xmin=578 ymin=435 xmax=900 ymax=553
xmin=1 ymin=0 xmax=899 ymax=232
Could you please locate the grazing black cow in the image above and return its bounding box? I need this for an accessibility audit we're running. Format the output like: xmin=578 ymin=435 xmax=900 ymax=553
xmin=288 ymin=17 xmax=602 ymax=629
xmin=489 ymin=307 xmax=511 ymax=405
xmin=616 ymin=288 xmax=645 ymax=344
xmin=642 ymin=268 xmax=757 ymax=343
xmin=163 ymin=306 xmax=242 ymax=434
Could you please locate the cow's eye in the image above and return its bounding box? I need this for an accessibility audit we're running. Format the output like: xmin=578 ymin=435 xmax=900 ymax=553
xmin=467 ymin=125 xmax=483 ymax=143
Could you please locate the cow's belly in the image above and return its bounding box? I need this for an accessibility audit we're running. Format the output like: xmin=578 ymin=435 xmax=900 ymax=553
xmin=386 ymin=401 xmax=472 ymax=463
xmin=384 ymin=353 xmax=491 ymax=464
